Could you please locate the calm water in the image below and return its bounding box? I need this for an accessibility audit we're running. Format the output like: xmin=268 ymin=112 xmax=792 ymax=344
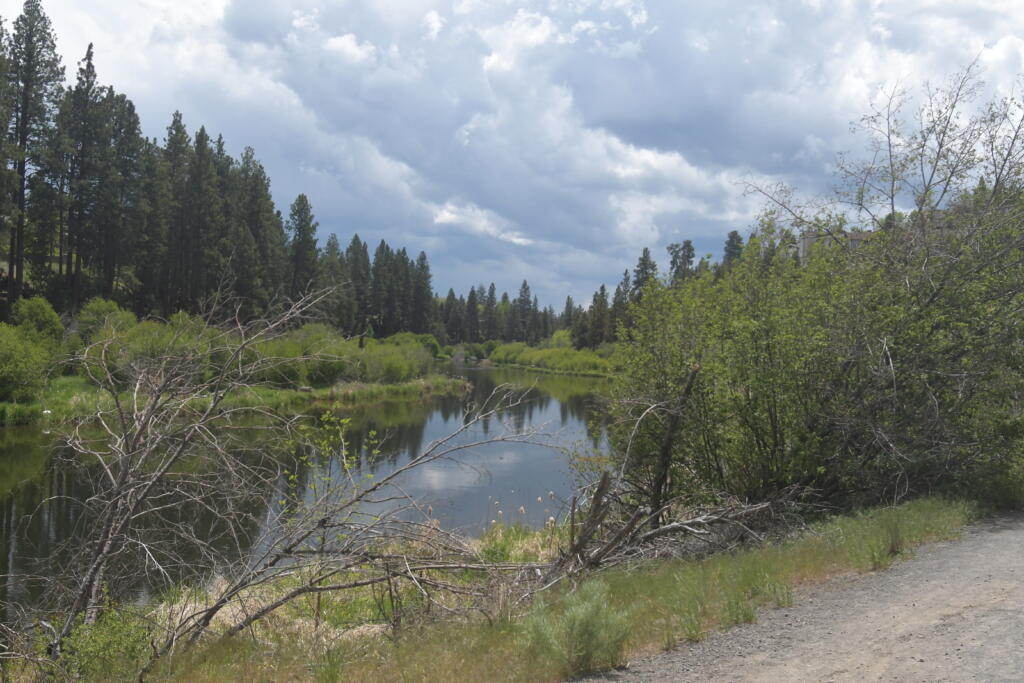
xmin=0 ymin=366 xmax=606 ymax=611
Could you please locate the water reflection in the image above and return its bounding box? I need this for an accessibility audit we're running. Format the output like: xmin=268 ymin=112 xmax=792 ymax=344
xmin=0 ymin=366 xmax=608 ymax=615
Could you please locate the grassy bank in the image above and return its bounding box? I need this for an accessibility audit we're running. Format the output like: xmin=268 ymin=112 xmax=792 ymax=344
xmin=220 ymin=374 xmax=471 ymax=412
xmin=0 ymin=374 xmax=471 ymax=429
xmin=50 ymin=498 xmax=973 ymax=682
xmin=486 ymin=342 xmax=615 ymax=377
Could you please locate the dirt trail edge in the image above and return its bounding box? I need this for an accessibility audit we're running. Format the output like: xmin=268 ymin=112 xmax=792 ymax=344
xmin=591 ymin=514 xmax=1024 ymax=682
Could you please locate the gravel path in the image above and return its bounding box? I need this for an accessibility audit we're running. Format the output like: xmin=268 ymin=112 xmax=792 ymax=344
xmin=590 ymin=514 xmax=1024 ymax=682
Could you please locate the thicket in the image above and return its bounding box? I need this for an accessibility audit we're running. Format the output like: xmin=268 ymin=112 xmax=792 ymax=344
xmin=488 ymin=341 xmax=614 ymax=376
xmin=612 ymin=70 xmax=1024 ymax=511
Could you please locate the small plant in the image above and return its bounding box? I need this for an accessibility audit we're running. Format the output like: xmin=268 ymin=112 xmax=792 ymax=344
xmin=62 ymin=608 xmax=152 ymax=681
xmin=723 ymin=596 xmax=757 ymax=626
xmin=767 ymin=581 xmax=793 ymax=607
xmin=525 ymin=580 xmax=631 ymax=678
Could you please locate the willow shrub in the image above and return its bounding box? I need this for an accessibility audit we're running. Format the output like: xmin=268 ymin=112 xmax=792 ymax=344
xmin=0 ymin=323 xmax=49 ymax=403
xmin=613 ymin=217 xmax=1024 ymax=508
xmin=489 ymin=342 xmax=611 ymax=375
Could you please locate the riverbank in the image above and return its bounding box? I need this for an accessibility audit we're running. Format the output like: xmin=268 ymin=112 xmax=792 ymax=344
xmin=485 ymin=342 xmax=617 ymax=377
xmin=0 ymin=374 xmax=472 ymax=428
xmin=41 ymin=498 xmax=974 ymax=681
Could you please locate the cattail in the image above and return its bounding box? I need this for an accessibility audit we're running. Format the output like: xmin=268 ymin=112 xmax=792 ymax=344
xmin=518 ymin=506 xmax=526 ymax=515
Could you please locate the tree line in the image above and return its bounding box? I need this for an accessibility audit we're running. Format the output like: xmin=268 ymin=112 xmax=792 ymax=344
xmin=566 ymin=230 xmax=745 ymax=349
xmin=0 ymin=0 xmax=572 ymax=347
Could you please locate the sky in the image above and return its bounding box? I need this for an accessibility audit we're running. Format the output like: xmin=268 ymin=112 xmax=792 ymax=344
xmin=3 ymin=1 xmax=1024 ymax=305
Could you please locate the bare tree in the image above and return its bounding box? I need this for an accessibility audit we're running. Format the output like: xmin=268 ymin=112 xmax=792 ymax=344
xmin=0 ymin=290 xmax=550 ymax=679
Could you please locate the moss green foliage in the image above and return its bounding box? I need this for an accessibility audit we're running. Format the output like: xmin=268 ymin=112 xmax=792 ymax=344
xmin=488 ymin=341 xmax=613 ymax=376
xmin=134 ymin=497 xmax=971 ymax=682
xmin=525 ymin=580 xmax=630 ymax=678
xmin=13 ymin=295 xmax=64 ymax=352
xmin=612 ymin=215 xmax=1024 ymax=509
xmin=0 ymin=323 xmax=49 ymax=403
xmin=251 ymin=324 xmax=436 ymax=387
xmin=76 ymin=297 xmax=137 ymax=343
xmin=1 ymin=298 xmax=453 ymax=427
xmin=61 ymin=609 xmax=151 ymax=682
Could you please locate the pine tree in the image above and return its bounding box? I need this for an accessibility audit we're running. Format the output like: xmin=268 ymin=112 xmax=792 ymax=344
xmin=610 ymin=269 xmax=630 ymax=339
xmin=346 ymin=234 xmax=371 ymax=332
xmin=721 ymin=230 xmax=744 ymax=271
xmin=286 ymin=193 xmax=319 ymax=299
xmin=667 ymin=240 xmax=695 ymax=282
xmin=316 ymin=233 xmax=356 ymax=331
xmin=561 ymin=295 xmax=575 ymax=330
xmin=238 ymin=147 xmax=285 ymax=312
xmin=133 ymin=139 xmax=169 ymax=315
xmin=66 ymin=44 xmax=103 ymax=302
xmin=631 ymin=247 xmax=657 ymax=300
xmin=465 ymin=286 xmax=480 ymax=343
xmin=588 ymin=284 xmax=610 ymax=348
xmin=410 ymin=251 xmax=433 ymax=334
xmin=163 ymin=112 xmax=192 ymax=311
xmin=515 ymin=280 xmax=532 ymax=342
xmin=482 ymin=283 xmax=498 ymax=340
xmin=443 ymin=288 xmax=463 ymax=343
xmin=6 ymin=0 xmax=64 ymax=309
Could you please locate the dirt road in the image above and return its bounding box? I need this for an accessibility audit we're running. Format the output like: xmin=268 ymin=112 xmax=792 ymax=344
xmin=594 ymin=514 xmax=1024 ymax=682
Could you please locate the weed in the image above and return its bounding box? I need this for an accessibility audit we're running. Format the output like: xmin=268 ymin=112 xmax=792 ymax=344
xmin=525 ymin=580 xmax=631 ymax=678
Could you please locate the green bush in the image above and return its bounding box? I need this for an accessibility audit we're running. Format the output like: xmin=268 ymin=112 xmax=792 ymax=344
xmin=0 ymin=323 xmax=48 ymax=403
xmin=76 ymin=297 xmax=136 ymax=343
xmin=63 ymin=608 xmax=152 ymax=681
xmin=489 ymin=342 xmax=611 ymax=375
xmin=13 ymin=295 xmax=63 ymax=351
xmin=525 ymin=580 xmax=630 ymax=678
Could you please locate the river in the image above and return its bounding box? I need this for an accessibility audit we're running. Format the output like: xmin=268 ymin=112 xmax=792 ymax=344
xmin=0 ymin=366 xmax=607 ymax=613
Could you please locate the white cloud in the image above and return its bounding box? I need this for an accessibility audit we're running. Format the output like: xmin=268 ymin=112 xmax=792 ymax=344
xmin=422 ymin=10 xmax=445 ymax=40
xmin=480 ymin=10 xmax=558 ymax=71
xmin=433 ymin=202 xmax=534 ymax=246
xmin=323 ymin=33 xmax=377 ymax=63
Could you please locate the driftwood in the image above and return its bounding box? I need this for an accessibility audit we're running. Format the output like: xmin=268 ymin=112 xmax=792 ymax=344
xmin=544 ymin=471 xmax=777 ymax=583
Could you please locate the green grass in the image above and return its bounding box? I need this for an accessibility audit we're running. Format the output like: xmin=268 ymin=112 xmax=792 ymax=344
xmin=137 ymin=497 xmax=975 ymax=682
xmin=220 ymin=374 xmax=470 ymax=412
xmin=0 ymin=374 xmax=470 ymax=428
xmin=487 ymin=343 xmax=615 ymax=376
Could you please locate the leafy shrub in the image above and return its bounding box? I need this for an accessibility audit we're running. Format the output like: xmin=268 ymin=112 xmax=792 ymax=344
xmin=0 ymin=323 xmax=48 ymax=403
xmin=489 ymin=342 xmax=611 ymax=374
xmin=525 ymin=580 xmax=630 ymax=678
xmin=13 ymin=295 xmax=63 ymax=351
xmin=76 ymin=297 xmax=136 ymax=343
xmin=63 ymin=608 xmax=151 ymax=681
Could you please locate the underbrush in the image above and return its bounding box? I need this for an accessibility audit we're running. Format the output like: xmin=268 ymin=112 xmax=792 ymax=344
xmin=488 ymin=342 xmax=613 ymax=376
xmin=45 ymin=497 xmax=972 ymax=682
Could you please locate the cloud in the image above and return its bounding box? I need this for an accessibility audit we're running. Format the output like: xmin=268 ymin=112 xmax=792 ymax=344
xmin=422 ymin=10 xmax=445 ymax=41
xmin=6 ymin=0 xmax=1024 ymax=305
xmin=323 ymin=33 xmax=377 ymax=64
xmin=433 ymin=201 xmax=533 ymax=246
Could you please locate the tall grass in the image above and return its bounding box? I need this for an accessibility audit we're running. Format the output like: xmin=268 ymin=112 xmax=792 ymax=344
xmin=146 ymin=497 xmax=973 ymax=682
xmin=488 ymin=342 xmax=613 ymax=376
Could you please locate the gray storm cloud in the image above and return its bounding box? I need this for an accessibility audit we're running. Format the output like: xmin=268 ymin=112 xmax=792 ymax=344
xmin=2 ymin=0 xmax=1023 ymax=303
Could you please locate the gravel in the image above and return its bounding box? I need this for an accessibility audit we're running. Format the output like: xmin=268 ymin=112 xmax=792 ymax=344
xmin=588 ymin=513 xmax=1024 ymax=682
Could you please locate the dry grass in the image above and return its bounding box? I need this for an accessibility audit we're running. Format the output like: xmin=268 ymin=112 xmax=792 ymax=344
xmin=132 ymin=497 xmax=975 ymax=682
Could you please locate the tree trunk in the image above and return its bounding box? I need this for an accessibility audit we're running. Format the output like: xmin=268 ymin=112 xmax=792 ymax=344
xmin=649 ymin=365 xmax=700 ymax=527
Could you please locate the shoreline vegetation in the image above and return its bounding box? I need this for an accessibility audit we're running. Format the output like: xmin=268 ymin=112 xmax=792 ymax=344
xmin=0 ymin=299 xmax=613 ymax=428
xmin=33 ymin=497 xmax=974 ymax=682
